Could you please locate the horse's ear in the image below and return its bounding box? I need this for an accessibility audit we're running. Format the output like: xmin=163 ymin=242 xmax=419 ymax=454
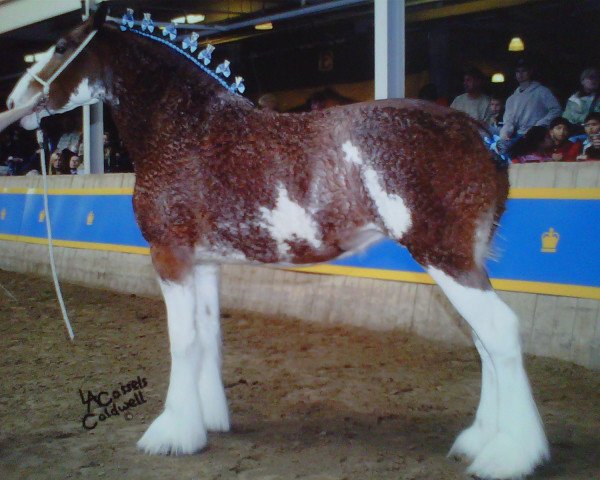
xmin=92 ymin=2 xmax=109 ymax=30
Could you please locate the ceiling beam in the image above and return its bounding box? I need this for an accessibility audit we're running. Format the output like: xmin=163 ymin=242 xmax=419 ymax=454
xmin=0 ymin=0 xmax=81 ymax=35
xmin=407 ymin=0 xmax=546 ymax=22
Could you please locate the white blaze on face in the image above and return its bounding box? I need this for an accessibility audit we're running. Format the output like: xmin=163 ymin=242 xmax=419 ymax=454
xmin=342 ymin=141 xmax=412 ymax=239
xmin=259 ymin=185 xmax=322 ymax=258
xmin=7 ymin=46 xmax=55 ymax=109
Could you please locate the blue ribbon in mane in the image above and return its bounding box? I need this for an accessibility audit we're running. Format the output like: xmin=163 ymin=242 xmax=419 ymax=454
xmin=119 ymin=19 xmax=244 ymax=95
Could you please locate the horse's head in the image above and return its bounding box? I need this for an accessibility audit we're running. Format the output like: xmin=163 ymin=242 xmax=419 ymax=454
xmin=7 ymin=5 xmax=109 ymax=130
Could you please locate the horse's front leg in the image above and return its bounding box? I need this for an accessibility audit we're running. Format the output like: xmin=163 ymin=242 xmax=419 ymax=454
xmin=138 ymin=247 xmax=207 ymax=455
xmin=194 ymin=263 xmax=230 ymax=431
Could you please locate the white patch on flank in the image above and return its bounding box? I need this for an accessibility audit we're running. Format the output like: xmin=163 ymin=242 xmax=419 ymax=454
xmin=342 ymin=141 xmax=412 ymax=239
xmin=362 ymin=169 xmax=411 ymax=238
xmin=7 ymin=46 xmax=55 ymax=108
xmin=428 ymin=267 xmax=550 ymax=479
xmin=342 ymin=140 xmax=363 ymax=165
xmin=259 ymin=184 xmax=322 ymax=258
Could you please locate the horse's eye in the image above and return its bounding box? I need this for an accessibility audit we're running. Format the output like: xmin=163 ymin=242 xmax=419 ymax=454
xmin=55 ymin=39 xmax=67 ymax=54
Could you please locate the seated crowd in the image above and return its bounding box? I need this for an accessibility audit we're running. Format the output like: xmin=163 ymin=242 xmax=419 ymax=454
xmin=2 ymin=61 xmax=599 ymax=175
xmin=0 ymin=119 xmax=132 ymax=176
xmin=448 ymin=61 xmax=600 ymax=163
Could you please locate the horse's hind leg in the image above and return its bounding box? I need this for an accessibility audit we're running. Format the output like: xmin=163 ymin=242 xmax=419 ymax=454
xmin=193 ymin=264 xmax=230 ymax=432
xmin=427 ymin=265 xmax=550 ymax=479
xmin=137 ymin=246 xmax=207 ymax=455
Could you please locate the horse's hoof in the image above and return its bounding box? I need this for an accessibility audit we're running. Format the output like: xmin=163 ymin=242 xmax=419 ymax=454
xmin=137 ymin=408 xmax=207 ymax=455
xmin=466 ymin=432 xmax=550 ymax=479
xmin=448 ymin=423 xmax=494 ymax=462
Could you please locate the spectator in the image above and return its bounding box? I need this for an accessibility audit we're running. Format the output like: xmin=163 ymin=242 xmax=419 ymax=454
xmin=499 ymin=58 xmax=561 ymax=149
xmin=258 ymin=94 xmax=280 ymax=112
xmin=69 ymin=154 xmax=83 ymax=174
xmin=487 ymin=95 xmax=504 ymax=136
xmin=308 ymin=88 xmax=353 ymax=111
xmin=450 ymin=67 xmax=490 ymax=122
xmin=576 ymin=112 xmax=600 ymax=160
xmin=55 ymin=129 xmax=81 ymax=157
xmin=50 ymin=148 xmax=72 ymax=175
xmin=418 ymin=83 xmax=449 ymax=106
xmin=546 ymin=117 xmax=580 ymax=162
xmin=563 ymin=67 xmax=600 ymax=132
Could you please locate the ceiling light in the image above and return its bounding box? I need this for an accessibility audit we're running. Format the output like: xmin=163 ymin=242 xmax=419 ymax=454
xmin=186 ymin=14 xmax=205 ymax=23
xmin=491 ymin=73 xmax=505 ymax=83
xmin=171 ymin=16 xmax=186 ymax=24
xmin=255 ymin=22 xmax=273 ymax=31
xmin=508 ymin=36 xmax=525 ymax=52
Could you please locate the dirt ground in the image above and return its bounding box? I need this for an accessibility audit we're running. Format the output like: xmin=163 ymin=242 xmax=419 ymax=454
xmin=0 ymin=269 xmax=598 ymax=480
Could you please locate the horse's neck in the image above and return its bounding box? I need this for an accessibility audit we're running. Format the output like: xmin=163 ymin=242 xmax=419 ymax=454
xmin=97 ymin=28 xmax=243 ymax=163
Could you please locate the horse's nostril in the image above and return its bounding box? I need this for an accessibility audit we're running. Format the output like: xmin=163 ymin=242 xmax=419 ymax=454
xmin=7 ymin=98 xmax=14 ymax=109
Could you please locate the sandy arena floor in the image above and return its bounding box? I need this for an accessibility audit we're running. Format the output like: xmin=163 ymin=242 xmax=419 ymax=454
xmin=0 ymin=269 xmax=598 ymax=480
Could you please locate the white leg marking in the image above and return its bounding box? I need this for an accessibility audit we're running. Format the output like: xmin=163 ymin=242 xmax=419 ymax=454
xmin=449 ymin=334 xmax=497 ymax=460
xmin=428 ymin=267 xmax=550 ymax=479
xmin=194 ymin=264 xmax=230 ymax=432
xmin=137 ymin=276 xmax=207 ymax=455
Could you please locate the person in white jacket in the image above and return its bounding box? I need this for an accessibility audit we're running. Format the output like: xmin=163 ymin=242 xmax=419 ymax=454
xmin=499 ymin=59 xmax=561 ymax=144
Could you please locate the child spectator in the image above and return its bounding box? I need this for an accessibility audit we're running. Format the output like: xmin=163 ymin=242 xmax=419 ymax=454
xmin=576 ymin=112 xmax=600 ymax=160
xmin=487 ymin=95 xmax=504 ymax=136
xmin=450 ymin=67 xmax=490 ymax=122
xmin=547 ymin=117 xmax=580 ymax=162
xmin=563 ymin=67 xmax=600 ymax=132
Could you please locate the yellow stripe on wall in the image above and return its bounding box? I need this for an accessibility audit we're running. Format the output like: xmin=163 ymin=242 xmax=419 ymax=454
xmin=509 ymin=188 xmax=600 ymax=199
xmin=0 ymin=233 xmax=150 ymax=255
xmin=0 ymin=187 xmax=134 ymax=195
xmin=1 ymin=233 xmax=598 ymax=299
xmin=291 ymin=264 xmax=600 ymax=300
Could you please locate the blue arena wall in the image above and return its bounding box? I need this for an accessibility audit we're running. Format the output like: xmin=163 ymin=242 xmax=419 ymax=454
xmin=1 ymin=185 xmax=598 ymax=300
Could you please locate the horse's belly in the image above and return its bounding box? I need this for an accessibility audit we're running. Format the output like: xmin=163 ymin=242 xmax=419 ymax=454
xmin=193 ymin=223 xmax=386 ymax=266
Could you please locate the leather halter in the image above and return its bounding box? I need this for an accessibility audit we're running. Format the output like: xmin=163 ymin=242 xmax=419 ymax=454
xmin=26 ymin=29 xmax=98 ymax=95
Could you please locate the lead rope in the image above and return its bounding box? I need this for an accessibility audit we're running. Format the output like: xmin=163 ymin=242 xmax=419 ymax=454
xmin=36 ymin=128 xmax=75 ymax=341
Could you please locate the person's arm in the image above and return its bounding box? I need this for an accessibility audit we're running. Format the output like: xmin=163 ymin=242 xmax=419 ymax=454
xmin=0 ymin=94 xmax=44 ymax=134
xmin=534 ymin=88 xmax=562 ymax=127
xmin=500 ymin=98 xmax=515 ymax=140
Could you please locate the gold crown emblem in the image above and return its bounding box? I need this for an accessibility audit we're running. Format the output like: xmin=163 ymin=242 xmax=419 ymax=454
xmin=38 ymin=210 xmax=46 ymax=223
xmin=0 ymin=208 xmax=5 ymax=220
xmin=86 ymin=211 xmax=95 ymax=226
xmin=541 ymin=227 xmax=559 ymax=253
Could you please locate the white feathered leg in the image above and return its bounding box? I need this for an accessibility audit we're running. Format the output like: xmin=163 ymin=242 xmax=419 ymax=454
xmin=194 ymin=264 xmax=230 ymax=432
xmin=429 ymin=267 xmax=550 ymax=480
xmin=449 ymin=333 xmax=497 ymax=460
xmin=137 ymin=276 xmax=207 ymax=455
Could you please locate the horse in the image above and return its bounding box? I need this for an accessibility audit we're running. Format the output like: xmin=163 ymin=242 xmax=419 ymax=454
xmin=4 ymin=6 xmax=550 ymax=479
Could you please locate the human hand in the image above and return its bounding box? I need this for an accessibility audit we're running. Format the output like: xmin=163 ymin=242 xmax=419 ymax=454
xmin=551 ymin=153 xmax=563 ymax=161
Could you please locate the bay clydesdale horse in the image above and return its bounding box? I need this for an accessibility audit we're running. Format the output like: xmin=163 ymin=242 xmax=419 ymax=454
xmin=3 ymin=6 xmax=549 ymax=479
